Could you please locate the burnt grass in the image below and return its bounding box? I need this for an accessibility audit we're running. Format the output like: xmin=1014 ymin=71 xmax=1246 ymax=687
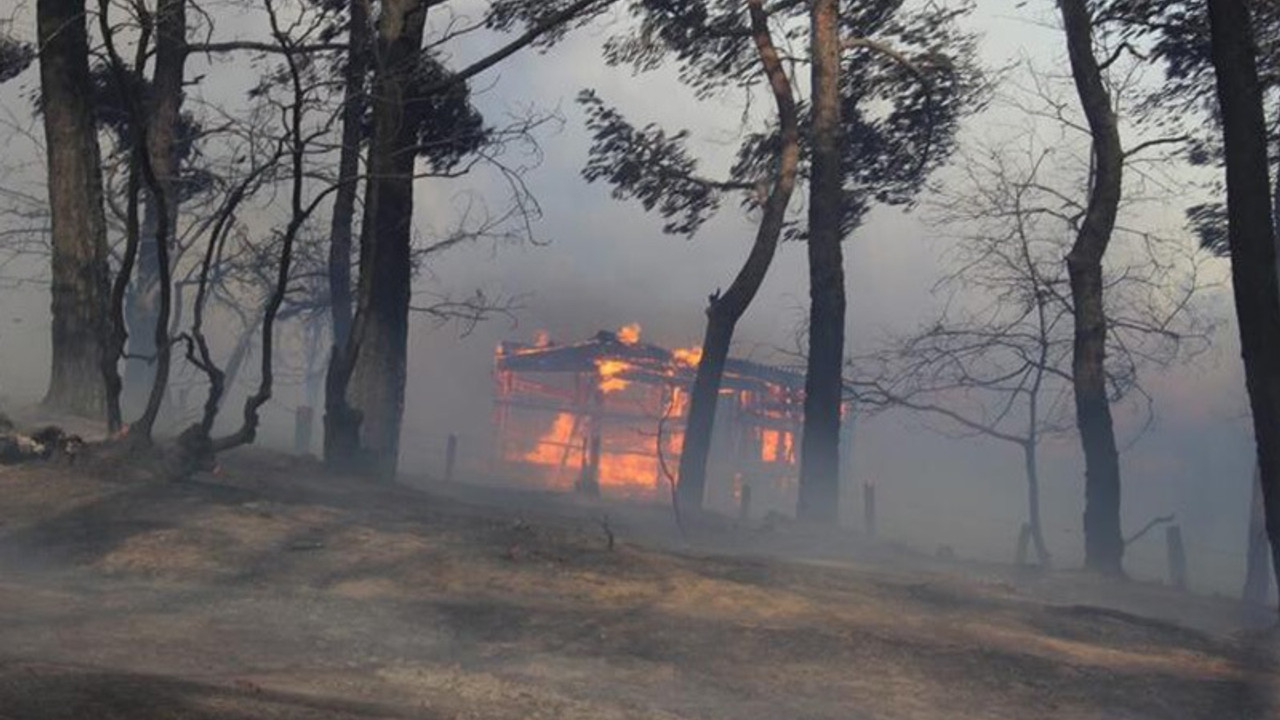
xmin=0 ymin=449 xmax=1276 ymax=720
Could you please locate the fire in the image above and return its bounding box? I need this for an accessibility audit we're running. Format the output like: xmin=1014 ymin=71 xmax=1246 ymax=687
xmin=520 ymin=412 xmax=583 ymax=488
xmin=617 ymin=323 xmax=641 ymax=345
xmin=760 ymin=429 xmax=794 ymax=463
xmin=672 ymin=346 xmax=703 ymax=368
xmin=516 ymin=411 xmax=664 ymax=498
xmin=596 ymin=448 xmax=660 ymax=495
xmin=533 ymin=330 xmax=551 ymax=347
xmin=666 ymin=387 xmax=690 ymax=417
xmin=595 ymin=358 xmax=632 ymax=393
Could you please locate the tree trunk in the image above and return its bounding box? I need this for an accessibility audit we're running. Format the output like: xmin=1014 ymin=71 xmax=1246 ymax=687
xmin=37 ymin=0 xmax=113 ymax=419
xmin=326 ymin=0 xmax=429 ymax=479
xmin=1022 ymin=441 xmax=1051 ymax=567
xmin=1058 ymin=0 xmax=1125 ymax=575
xmin=127 ymin=0 xmax=185 ymax=440
xmin=327 ymin=0 xmax=369 ymax=350
xmin=1243 ymin=464 xmax=1275 ymax=604
xmin=797 ymin=0 xmax=845 ymax=524
xmin=1208 ymin=0 xmax=1280 ymax=614
xmin=675 ymin=0 xmax=799 ymax=511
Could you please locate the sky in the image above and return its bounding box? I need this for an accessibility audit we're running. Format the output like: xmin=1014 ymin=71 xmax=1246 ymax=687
xmin=0 ymin=0 xmax=1264 ymax=595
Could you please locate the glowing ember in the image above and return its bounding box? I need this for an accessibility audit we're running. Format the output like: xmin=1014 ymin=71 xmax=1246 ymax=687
xmin=617 ymin=323 xmax=642 ymax=345
xmin=533 ymin=330 xmax=551 ymax=347
xmin=672 ymin=346 xmax=703 ymax=368
xmin=595 ymin=358 xmax=632 ymax=393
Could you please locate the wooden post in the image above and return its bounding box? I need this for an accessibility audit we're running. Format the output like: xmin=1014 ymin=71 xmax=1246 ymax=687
xmin=1166 ymin=525 xmax=1187 ymax=591
xmin=1015 ymin=523 xmax=1032 ymax=566
xmin=294 ymin=405 xmax=314 ymax=455
xmin=577 ymin=433 xmax=601 ymax=497
xmin=444 ymin=433 xmax=458 ymax=483
xmin=863 ymin=482 xmax=876 ymax=538
xmin=739 ymin=482 xmax=753 ymax=522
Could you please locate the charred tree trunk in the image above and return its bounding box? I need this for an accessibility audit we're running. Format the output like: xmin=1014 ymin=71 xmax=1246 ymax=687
xmin=1024 ymin=293 xmax=1052 ymax=567
xmin=1058 ymin=0 xmax=1125 ymax=575
xmin=797 ymin=0 xmax=845 ymax=524
xmin=1243 ymin=465 xmax=1274 ymax=604
xmin=131 ymin=0 xmax=186 ymax=439
xmin=37 ymin=0 xmax=113 ymax=419
xmin=675 ymin=0 xmax=799 ymax=512
xmin=325 ymin=0 xmax=429 ymax=479
xmin=1208 ymin=0 xmax=1280 ymax=613
xmin=327 ymin=0 xmax=369 ymax=349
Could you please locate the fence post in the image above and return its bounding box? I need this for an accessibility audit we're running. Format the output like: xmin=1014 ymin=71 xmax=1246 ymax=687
xmin=863 ymin=482 xmax=877 ymax=538
xmin=294 ymin=405 xmax=314 ymax=455
xmin=739 ymin=483 xmax=753 ymax=522
xmin=444 ymin=433 xmax=458 ymax=483
xmin=1166 ymin=525 xmax=1187 ymax=591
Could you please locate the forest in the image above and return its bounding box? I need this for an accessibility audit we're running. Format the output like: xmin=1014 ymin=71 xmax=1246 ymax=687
xmin=0 ymin=0 xmax=1278 ymax=717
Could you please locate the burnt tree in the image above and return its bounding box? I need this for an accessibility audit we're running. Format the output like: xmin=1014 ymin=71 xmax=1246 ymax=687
xmin=1207 ymin=0 xmax=1280 ymax=612
xmin=581 ymin=0 xmax=982 ymax=512
xmin=37 ymin=0 xmax=113 ymax=418
xmin=1099 ymin=0 xmax=1280 ymax=601
xmin=327 ymin=0 xmax=431 ymax=479
xmin=325 ymin=0 xmax=618 ymax=478
xmin=1058 ymin=0 xmax=1126 ymax=574
xmin=678 ymin=0 xmax=799 ymax=514
xmin=798 ymin=0 xmax=844 ymax=522
xmin=327 ymin=0 xmax=370 ymax=350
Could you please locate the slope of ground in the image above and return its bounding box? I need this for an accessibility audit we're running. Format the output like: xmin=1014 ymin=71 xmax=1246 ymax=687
xmin=0 ymin=449 xmax=1276 ymax=719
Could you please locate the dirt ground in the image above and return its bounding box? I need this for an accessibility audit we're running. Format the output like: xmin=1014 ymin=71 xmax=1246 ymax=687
xmin=0 ymin=448 xmax=1277 ymax=720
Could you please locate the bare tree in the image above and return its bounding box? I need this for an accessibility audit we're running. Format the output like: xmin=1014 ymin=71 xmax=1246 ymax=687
xmin=853 ymin=137 xmax=1212 ymax=568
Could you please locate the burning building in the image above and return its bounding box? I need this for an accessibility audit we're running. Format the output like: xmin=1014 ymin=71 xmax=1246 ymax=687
xmin=493 ymin=324 xmax=836 ymax=517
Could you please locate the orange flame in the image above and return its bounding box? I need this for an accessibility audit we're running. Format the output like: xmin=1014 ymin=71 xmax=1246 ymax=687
xmin=617 ymin=323 xmax=641 ymax=345
xmin=595 ymin=358 xmax=632 ymax=393
xmin=515 ymin=411 xmax=663 ymax=498
xmin=533 ymin=330 xmax=551 ymax=348
xmin=672 ymin=346 xmax=703 ymax=368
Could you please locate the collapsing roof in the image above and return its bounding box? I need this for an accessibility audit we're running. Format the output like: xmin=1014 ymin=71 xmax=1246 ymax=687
xmin=496 ymin=329 xmax=806 ymax=394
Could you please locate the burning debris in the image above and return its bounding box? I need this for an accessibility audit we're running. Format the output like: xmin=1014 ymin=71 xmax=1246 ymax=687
xmin=494 ymin=324 xmax=823 ymax=516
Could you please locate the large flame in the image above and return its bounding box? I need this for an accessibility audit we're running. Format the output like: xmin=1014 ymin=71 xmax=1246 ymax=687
xmin=617 ymin=323 xmax=641 ymax=345
xmin=595 ymin=358 xmax=632 ymax=393
xmin=672 ymin=346 xmax=703 ymax=368
xmin=760 ymin=428 xmax=794 ymax=463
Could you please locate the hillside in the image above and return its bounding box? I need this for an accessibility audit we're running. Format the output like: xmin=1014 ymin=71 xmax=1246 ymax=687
xmin=0 ymin=450 xmax=1275 ymax=719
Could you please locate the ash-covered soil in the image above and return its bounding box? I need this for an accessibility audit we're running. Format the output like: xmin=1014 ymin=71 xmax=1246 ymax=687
xmin=0 ymin=449 xmax=1276 ymax=719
